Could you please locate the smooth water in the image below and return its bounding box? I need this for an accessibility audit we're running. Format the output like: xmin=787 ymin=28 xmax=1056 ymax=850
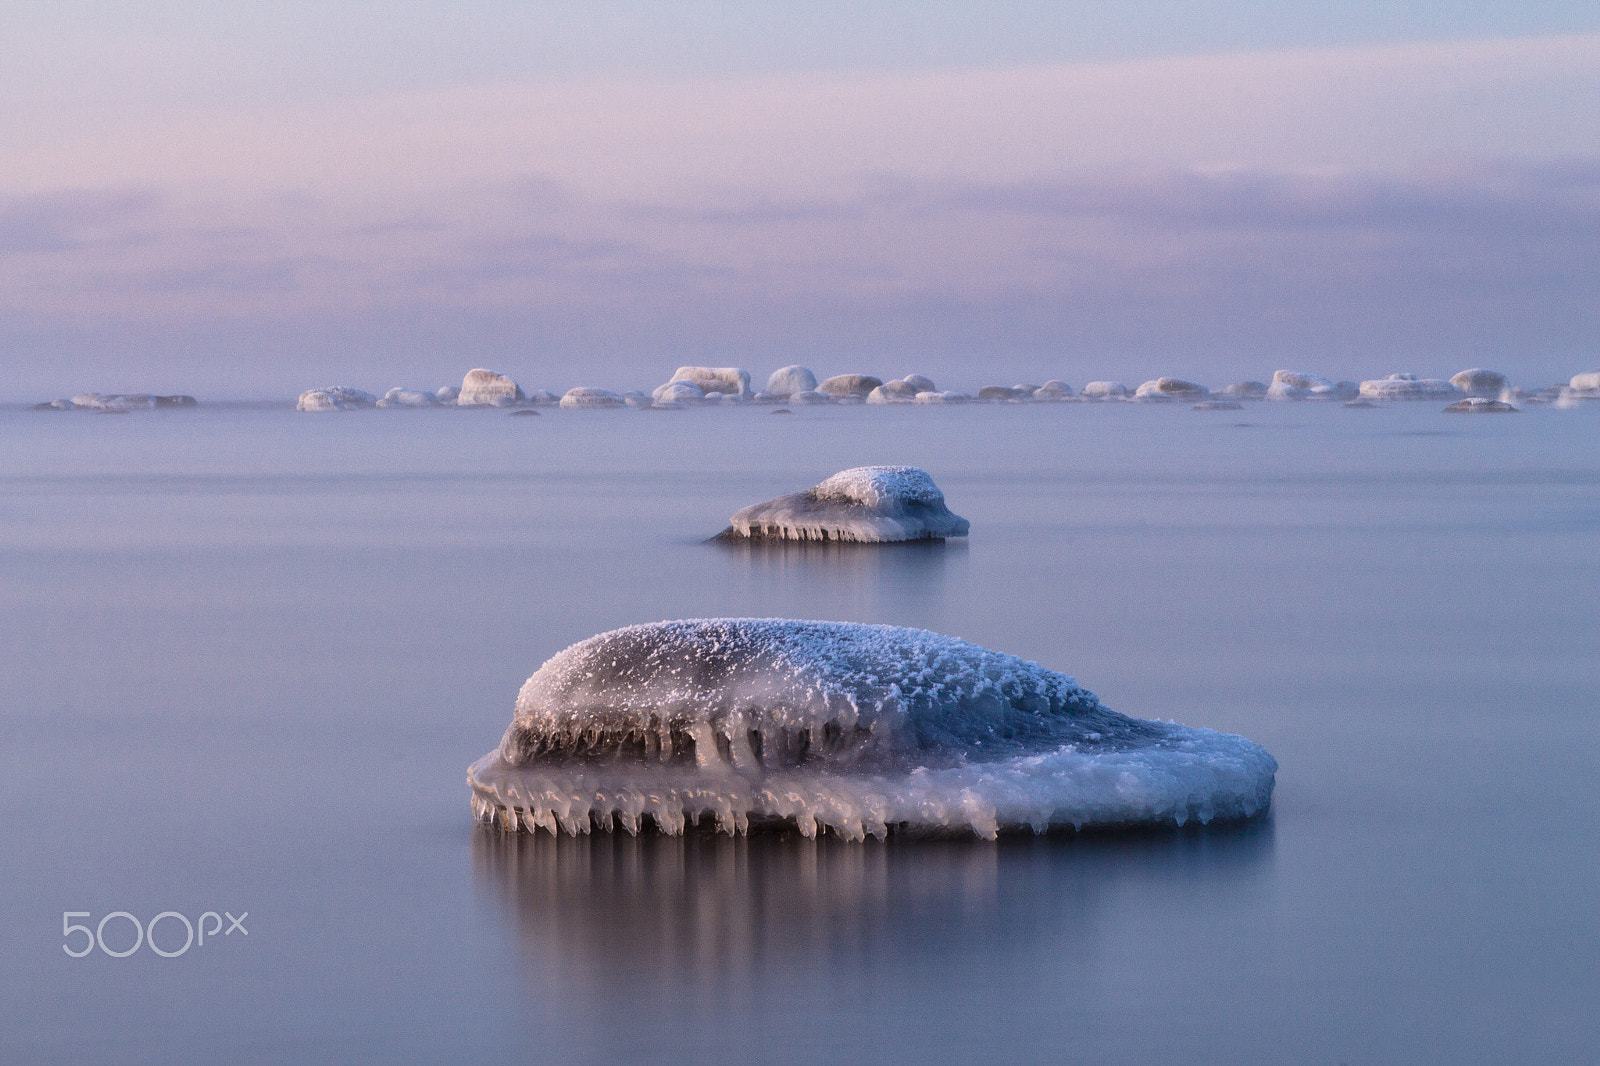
xmin=2 ymin=400 xmax=1596 ymax=1064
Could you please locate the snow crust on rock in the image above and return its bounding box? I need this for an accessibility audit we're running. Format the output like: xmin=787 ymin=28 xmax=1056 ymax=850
xmin=818 ymin=374 xmax=884 ymax=399
xmin=1450 ymin=369 xmax=1510 ymax=399
xmin=468 ymin=619 xmax=1278 ymax=840
xmin=297 ymin=387 xmax=375 ymax=411
xmin=670 ymin=367 xmax=752 ymax=401
xmin=379 ymin=388 xmax=440 ymax=407
xmin=560 ymin=387 xmax=626 ymax=409
xmin=725 ymin=466 xmax=969 ymax=543
xmin=1081 ymin=381 xmax=1130 ymax=400
xmin=766 ymin=366 xmax=818 ymax=398
xmin=458 ymin=369 xmax=525 ymax=406
xmin=1359 ymin=374 xmax=1462 ymax=401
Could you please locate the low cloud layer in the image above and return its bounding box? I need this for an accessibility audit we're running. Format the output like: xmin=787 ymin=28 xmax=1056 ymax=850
xmin=4 ymin=35 xmax=1597 ymax=397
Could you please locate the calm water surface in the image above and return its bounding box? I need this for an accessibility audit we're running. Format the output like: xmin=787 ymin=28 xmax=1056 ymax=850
xmin=2 ymin=400 xmax=1596 ymax=1064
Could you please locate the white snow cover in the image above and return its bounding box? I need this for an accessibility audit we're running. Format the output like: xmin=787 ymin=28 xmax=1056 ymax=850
xmin=1450 ymin=369 xmax=1511 ymax=398
xmin=1444 ymin=398 xmax=1517 ymax=413
xmin=378 ymin=388 xmax=440 ymax=407
xmin=468 ymin=619 xmax=1277 ymax=840
xmin=458 ymin=369 xmax=525 ymax=406
xmin=765 ymin=366 xmax=818 ymax=398
xmin=725 ymin=466 xmax=969 ymax=543
xmin=670 ymin=366 xmax=752 ymax=401
xmin=71 ymin=393 xmax=159 ymax=410
xmin=560 ymin=387 xmax=626 ymax=409
xmin=297 ymin=387 xmax=375 ymax=411
xmin=1359 ymin=374 xmax=1462 ymax=401
xmin=653 ymin=381 xmax=704 ymax=404
xmin=1081 ymin=381 xmax=1130 ymax=400
xmin=1566 ymin=371 xmax=1599 ymax=393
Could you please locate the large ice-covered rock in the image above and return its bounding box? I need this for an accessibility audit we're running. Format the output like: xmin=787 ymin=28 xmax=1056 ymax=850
xmin=1570 ymin=371 xmax=1600 ymax=393
xmin=1135 ymin=378 xmax=1209 ymax=401
xmin=378 ymin=387 xmax=440 ymax=408
xmin=765 ymin=366 xmax=818 ymax=398
xmin=297 ymin=387 xmax=375 ymax=411
xmin=817 ymin=374 xmax=883 ymax=399
xmin=670 ymin=366 xmax=752 ymax=401
xmin=1081 ymin=381 xmax=1130 ymax=400
xmin=468 ymin=619 xmax=1278 ymax=839
xmin=723 ymin=466 xmax=969 ymax=543
xmin=1359 ymin=374 xmax=1462 ymax=401
xmin=1034 ymin=380 xmax=1075 ymax=400
xmin=560 ymin=387 xmax=626 ymax=409
xmin=458 ymin=369 xmax=525 ymax=406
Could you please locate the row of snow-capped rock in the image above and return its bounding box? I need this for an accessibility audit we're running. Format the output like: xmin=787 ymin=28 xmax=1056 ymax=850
xmin=291 ymin=365 xmax=1600 ymax=411
xmin=29 ymin=393 xmax=197 ymax=411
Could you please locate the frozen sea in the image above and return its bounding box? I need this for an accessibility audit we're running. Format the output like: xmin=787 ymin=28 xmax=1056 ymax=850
xmin=2 ymin=398 xmax=1597 ymax=1065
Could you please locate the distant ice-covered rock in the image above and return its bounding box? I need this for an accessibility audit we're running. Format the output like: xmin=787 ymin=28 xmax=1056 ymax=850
xmin=765 ymin=366 xmax=817 ymax=398
xmin=1272 ymin=370 xmax=1333 ymax=391
xmin=1359 ymin=374 xmax=1462 ymax=401
xmin=749 ymin=391 xmax=777 ymax=404
xmin=1217 ymin=381 xmax=1267 ymax=400
xmin=526 ymin=389 xmax=560 ymax=406
xmin=1081 ymin=381 xmax=1130 ymax=400
xmin=977 ymin=385 xmax=1026 ymax=402
xmin=1444 ymin=398 xmax=1517 ymax=413
xmin=867 ymin=380 xmax=920 ymax=404
xmin=1567 ymin=371 xmax=1599 ymax=393
xmin=1034 ymin=380 xmax=1075 ymax=400
xmin=30 ymin=398 xmax=79 ymax=410
xmin=435 ymin=385 xmax=461 ymax=404
xmin=560 ymin=387 xmax=626 ymax=409
xmin=653 ymin=381 xmax=704 ymax=405
xmin=378 ymin=388 xmax=440 ymax=408
xmin=914 ymin=390 xmax=969 ymax=404
xmin=900 ymin=374 xmax=936 ymax=393
xmin=468 ymin=619 xmax=1278 ymax=839
xmin=72 ymin=393 xmax=162 ymax=410
xmin=789 ymin=390 xmax=832 ymax=405
xmin=723 ymin=466 xmax=969 ymax=544
xmin=670 ymin=366 xmax=752 ymax=401
xmin=622 ymin=391 xmax=652 ymax=409
xmin=297 ymin=387 xmax=375 ymax=412
xmin=1265 ymin=382 xmax=1308 ymax=401
xmin=1450 ymin=369 xmax=1510 ymax=399
xmin=1136 ymin=378 xmax=1209 ymax=401
xmin=817 ymin=374 xmax=883 ymax=399
xmin=458 ymin=369 xmax=525 ymax=406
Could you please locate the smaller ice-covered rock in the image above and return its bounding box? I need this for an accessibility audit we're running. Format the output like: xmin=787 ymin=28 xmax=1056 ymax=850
xmin=560 ymin=387 xmax=626 ymax=409
xmin=1217 ymin=381 xmax=1267 ymax=400
xmin=723 ymin=466 xmax=969 ymax=543
xmin=867 ymin=380 xmax=920 ymax=404
xmin=378 ymin=388 xmax=440 ymax=408
xmin=30 ymin=398 xmax=78 ymax=410
xmin=526 ymin=390 xmax=560 ymax=406
xmin=789 ymin=390 xmax=832 ymax=405
xmin=671 ymin=366 xmax=752 ymax=401
xmin=1359 ymin=374 xmax=1461 ymax=401
xmin=1081 ymin=381 xmax=1130 ymax=400
xmin=297 ymin=387 xmax=375 ymax=411
xmin=915 ymin=390 xmax=969 ymax=404
xmin=458 ymin=369 xmax=525 ymax=406
xmin=1272 ymin=370 xmax=1333 ymax=391
xmin=1444 ymin=398 xmax=1517 ymax=413
xmin=1266 ymin=382 xmax=1308 ymax=401
xmin=1567 ymin=371 xmax=1599 ymax=393
xmin=1135 ymin=378 xmax=1209 ymax=401
xmin=1034 ymin=380 xmax=1075 ymax=400
xmin=977 ymin=385 xmax=1026 ymax=402
xmin=765 ymin=365 xmax=818 ymax=398
xmin=749 ymin=391 xmax=777 ymax=404
xmin=1310 ymin=381 xmax=1359 ymax=401
xmin=1450 ymin=369 xmax=1510 ymax=399
xmin=653 ymin=381 xmax=704 ymax=405
xmin=817 ymin=374 xmax=883 ymax=399
xmin=900 ymin=374 xmax=936 ymax=393
xmin=435 ymin=385 xmax=461 ymax=404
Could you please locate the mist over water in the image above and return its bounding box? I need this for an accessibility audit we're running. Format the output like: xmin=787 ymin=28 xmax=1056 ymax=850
xmin=2 ymin=400 xmax=1597 ymax=1063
